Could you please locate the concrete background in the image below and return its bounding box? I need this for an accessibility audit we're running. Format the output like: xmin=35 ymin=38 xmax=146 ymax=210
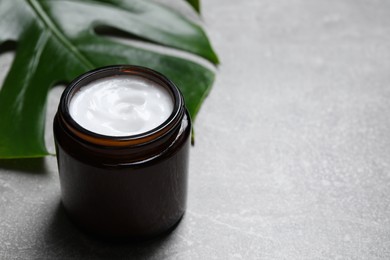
xmin=1 ymin=0 xmax=390 ymax=258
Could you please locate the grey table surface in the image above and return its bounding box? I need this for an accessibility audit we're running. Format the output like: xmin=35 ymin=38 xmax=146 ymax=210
xmin=1 ymin=0 xmax=390 ymax=259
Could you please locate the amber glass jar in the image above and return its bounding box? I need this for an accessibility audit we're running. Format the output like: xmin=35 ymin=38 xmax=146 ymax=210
xmin=53 ymin=65 xmax=191 ymax=239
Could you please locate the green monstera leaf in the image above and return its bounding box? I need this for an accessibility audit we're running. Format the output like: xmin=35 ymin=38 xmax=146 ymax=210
xmin=0 ymin=0 xmax=218 ymax=158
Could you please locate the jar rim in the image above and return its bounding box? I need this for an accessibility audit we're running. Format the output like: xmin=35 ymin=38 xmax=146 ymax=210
xmin=58 ymin=65 xmax=184 ymax=147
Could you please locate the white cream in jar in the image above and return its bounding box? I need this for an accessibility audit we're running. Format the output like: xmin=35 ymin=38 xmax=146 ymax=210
xmin=69 ymin=75 xmax=173 ymax=136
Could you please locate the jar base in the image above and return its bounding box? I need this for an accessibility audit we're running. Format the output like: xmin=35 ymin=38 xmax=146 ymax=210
xmin=62 ymin=202 xmax=186 ymax=241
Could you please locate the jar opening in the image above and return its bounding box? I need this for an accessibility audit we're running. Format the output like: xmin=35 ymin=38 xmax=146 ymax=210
xmin=58 ymin=65 xmax=184 ymax=147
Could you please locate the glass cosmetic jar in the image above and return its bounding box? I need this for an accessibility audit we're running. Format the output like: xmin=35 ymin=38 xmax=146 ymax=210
xmin=53 ymin=65 xmax=191 ymax=239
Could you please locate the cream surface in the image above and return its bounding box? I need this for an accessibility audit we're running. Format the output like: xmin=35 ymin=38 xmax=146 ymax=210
xmin=69 ymin=75 xmax=173 ymax=136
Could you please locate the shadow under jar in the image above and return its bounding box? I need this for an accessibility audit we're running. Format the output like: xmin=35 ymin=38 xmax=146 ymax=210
xmin=53 ymin=65 xmax=191 ymax=239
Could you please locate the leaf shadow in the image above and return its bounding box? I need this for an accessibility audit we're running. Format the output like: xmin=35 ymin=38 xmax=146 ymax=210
xmin=0 ymin=158 xmax=47 ymax=174
xmin=43 ymin=202 xmax=178 ymax=259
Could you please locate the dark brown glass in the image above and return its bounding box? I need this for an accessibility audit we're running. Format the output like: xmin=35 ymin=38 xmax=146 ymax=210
xmin=53 ymin=65 xmax=191 ymax=239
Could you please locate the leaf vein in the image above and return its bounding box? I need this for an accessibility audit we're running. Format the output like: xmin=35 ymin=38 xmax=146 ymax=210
xmin=26 ymin=0 xmax=94 ymax=70
xmin=15 ymin=31 xmax=50 ymax=113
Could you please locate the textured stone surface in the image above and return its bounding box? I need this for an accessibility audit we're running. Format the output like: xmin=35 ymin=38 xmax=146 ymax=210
xmin=1 ymin=0 xmax=390 ymax=259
